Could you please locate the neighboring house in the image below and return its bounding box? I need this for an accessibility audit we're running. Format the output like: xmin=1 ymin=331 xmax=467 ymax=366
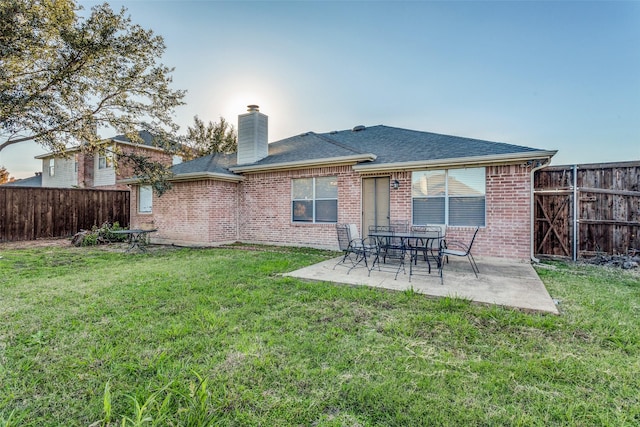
xmin=123 ymin=106 xmax=557 ymax=260
xmin=34 ymin=130 xmax=178 ymax=189
xmin=1 ymin=172 xmax=43 ymax=187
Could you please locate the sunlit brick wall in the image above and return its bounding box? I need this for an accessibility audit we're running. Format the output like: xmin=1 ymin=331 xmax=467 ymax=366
xmin=238 ymin=165 xmax=361 ymax=250
xmin=103 ymin=146 xmax=174 ymax=191
xmin=130 ymin=179 xmax=239 ymax=246
xmin=130 ymin=162 xmax=534 ymax=258
xmin=388 ymin=165 xmax=533 ymax=260
xmin=481 ymin=164 xmax=532 ymax=259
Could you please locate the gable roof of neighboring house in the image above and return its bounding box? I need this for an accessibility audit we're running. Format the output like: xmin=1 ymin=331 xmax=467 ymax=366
xmin=111 ymin=130 xmax=177 ymax=152
xmin=2 ymin=174 xmax=42 ymax=187
xmin=35 ymin=130 xmax=172 ymax=159
xmin=112 ymin=130 xmax=158 ymax=146
xmin=122 ymin=124 xmax=556 ymax=184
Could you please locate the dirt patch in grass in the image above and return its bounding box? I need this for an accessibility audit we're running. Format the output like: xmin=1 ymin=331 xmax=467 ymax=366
xmin=0 ymin=238 xmax=72 ymax=250
xmin=0 ymin=238 xmax=171 ymax=254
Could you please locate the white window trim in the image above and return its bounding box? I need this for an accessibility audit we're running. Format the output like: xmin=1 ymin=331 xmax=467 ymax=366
xmin=98 ymin=149 xmax=114 ymax=170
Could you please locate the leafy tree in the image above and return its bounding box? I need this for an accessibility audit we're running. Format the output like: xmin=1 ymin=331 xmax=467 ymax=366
xmin=182 ymin=116 xmax=237 ymax=160
xmin=0 ymin=166 xmax=12 ymax=184
xmin=0 ymin=0 xmax=185 ymax=193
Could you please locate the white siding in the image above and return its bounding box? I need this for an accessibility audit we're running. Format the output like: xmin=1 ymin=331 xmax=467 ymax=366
xmin=40 ymin=156 xmax=78 ymax=188
xmin=93 ymin=154 xmax=116 ymax=187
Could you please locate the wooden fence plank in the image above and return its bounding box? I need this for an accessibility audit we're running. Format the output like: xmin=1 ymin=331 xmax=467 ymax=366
xmin=535 ymin=161 xmax=640 ymax=257
xmin=0 ymin=187 xmax=130 ymax=242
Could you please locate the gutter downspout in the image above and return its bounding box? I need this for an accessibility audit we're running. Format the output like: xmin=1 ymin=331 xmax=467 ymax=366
xmin=531 ymin=158 xmax=552 ymax=264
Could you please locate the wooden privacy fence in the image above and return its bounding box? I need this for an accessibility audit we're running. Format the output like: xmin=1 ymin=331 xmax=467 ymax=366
xmin=0 ymin=187 xmax=130 ymax=242
xmin=534 ymin=161 xmax=640 ymax=259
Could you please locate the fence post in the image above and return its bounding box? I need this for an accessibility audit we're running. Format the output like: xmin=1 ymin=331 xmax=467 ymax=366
xmin=572 ymin=164 xmax=578 ymax=261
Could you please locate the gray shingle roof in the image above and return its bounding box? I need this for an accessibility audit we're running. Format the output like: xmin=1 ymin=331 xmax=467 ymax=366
xmin=170 ymin=152 xmax=237 ymax=177
xmin=112 ymin=130 xmax=173 ymax=149
xmin=2 ymin=174 xmax=42 ymax=187
xmin=172 ymin=124 xmax=554 ymax=178
xmin=236 ymin=132 xmax=368 ymax=167
xmin=322 ymin=125 xmax=543 ymax=165
xmin=36 ymin=130 xmax=175 ymax=160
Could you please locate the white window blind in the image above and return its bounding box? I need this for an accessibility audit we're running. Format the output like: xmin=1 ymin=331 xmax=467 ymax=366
xmin=138 ymin=186 xmax=153 ymax=213
xmin=412 ymin=168 xmax=485 ymax=227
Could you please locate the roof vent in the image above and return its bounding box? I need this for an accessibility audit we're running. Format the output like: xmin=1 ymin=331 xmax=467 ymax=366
xmin=247 ymin=104 xmax=260 ymax=112
xmin=352 ymin=125 xmax=365 ymax=132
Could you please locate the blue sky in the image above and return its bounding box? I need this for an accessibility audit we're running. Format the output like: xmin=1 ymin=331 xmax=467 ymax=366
xmin=3 ymin=0 xmax=639 ymax=179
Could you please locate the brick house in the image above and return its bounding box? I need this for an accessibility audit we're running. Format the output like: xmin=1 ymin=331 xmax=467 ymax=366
xmin=33 ymin=130 xmax=178 ymax=190
xmin=124 ymin=106 xmax=556 ymax=260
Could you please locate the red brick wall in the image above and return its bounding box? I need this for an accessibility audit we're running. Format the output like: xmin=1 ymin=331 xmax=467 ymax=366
xmin=99 ymin=146 xmax=174 ymax=191
xmin=482 ymin=164 xmax=532 ymax=259
xmin=130 ymin=179 xmax=238 ymax=245
xmin=133 ymin=162 xmax=534 ymax=259
xmin=78 ymin=145 xmax=174 ymax=191
xmin=388 ymin=165 xmax=532 ymax=260
xmin=79 ymin=153 xmax=94 ymax=188
xmin=389 ymin=171 xmax=412 ymax=223
xmin=116 ymin=146 xmax=173 ymax=181
xmin=238 ymin=165 xmax=361 ymax=249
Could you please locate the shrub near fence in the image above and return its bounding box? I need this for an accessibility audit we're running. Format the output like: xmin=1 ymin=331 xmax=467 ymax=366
xmin=0 ymin=187 xmax=130 ymax=242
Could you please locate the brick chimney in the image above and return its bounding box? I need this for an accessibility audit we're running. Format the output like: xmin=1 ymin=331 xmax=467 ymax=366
xmin=237 ymin=105 xmax=268 ymax=165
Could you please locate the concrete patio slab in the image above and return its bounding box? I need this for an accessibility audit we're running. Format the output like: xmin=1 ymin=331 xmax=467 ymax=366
xmin=284 ymin=255 xmax=559 ymax=314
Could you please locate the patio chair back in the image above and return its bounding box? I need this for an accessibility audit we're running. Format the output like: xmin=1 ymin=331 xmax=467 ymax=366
xmin=369 ymin=225 xmax=393 ymax=234
xmin=390 ymin=220 xmax=409 ymax=233
xmin=425 ymin=225 xmax=446 ymax=251
xmin=439 ymin=226 xmax=480 ymax=283
xmin=430 ymin=224 xmax=447 ymax=239
xmin=406 ymin=225 xmax=443 ymax=275
xmin=348 ymin=224 xmax=361 ymax=241
xmin=456 ymin=226 xmax=479 ymax=256
xmin=335 ymin=223 xmax=373 ymax=274
xmin=336 ymin=224 xmax=351 ymax=252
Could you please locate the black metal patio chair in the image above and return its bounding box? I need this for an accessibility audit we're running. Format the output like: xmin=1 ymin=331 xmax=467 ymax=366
xmin=367 ymin=225 xmax=407 ymax=279
xmin=334 ymin=223 xmax=376 ymax=274
xmin=439 ymin=226 xmax=480 ymax=284
xmin=389 ymin=220 xmax=409 ymax=233
xmin=408 ymin=225 xmax=444 ymax=278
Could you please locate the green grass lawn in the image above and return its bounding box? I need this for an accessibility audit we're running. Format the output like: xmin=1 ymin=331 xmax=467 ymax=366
xmin=0 ymin=244 xmax=638 ymax=426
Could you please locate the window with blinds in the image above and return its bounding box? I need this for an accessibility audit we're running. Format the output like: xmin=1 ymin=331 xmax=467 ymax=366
xmin=138 ymin=185 xmax=153 ymax=213
xmin=292 ymin=176 xmax=338 ymax=223
xmin=412 ymin=168 xmax=485 ymax=227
